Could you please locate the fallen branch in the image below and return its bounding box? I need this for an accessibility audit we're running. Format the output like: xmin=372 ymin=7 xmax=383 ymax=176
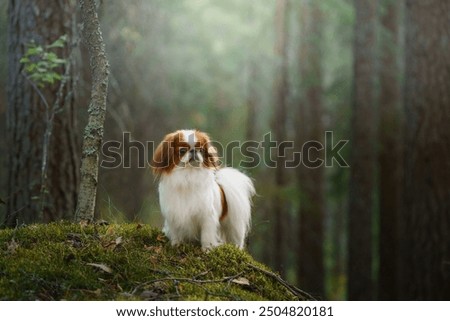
xmin=246 ymin=263 xmax=316 ymax=301
xmin=131 ymin=272 xmax=244 ymax=296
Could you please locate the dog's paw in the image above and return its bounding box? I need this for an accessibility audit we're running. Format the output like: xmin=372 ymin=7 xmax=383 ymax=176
xmin=201 ymin=241 xmax=220 ymax=253
xmin=201 ymin=246 xmax=212 ymax=253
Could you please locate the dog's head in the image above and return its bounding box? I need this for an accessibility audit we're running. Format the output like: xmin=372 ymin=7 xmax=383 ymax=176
xmin=151 ymin=129 xmax=219 ymax=177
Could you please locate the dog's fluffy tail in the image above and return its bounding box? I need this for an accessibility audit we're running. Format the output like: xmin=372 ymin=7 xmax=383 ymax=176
xmin=215 ymin=167 xmax=255 ymax=248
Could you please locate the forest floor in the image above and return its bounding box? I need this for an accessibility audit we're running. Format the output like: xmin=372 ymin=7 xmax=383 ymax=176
xmin=0 ymin=222 xmax=311 ymax=300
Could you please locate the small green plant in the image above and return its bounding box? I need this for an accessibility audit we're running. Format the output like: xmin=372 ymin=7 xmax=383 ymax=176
xmin=19 ymin=35 xmax=68 ymax=87
xmin=18 ymin=35 xmax=70 ymax=221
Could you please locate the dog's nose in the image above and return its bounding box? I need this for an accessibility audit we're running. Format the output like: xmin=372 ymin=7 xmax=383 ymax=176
xmin=190 ymin=149 xmax=200 ymax=161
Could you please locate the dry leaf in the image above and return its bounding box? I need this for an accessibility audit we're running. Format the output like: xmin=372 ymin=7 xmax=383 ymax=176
xmin=144 ymin=245 xmax=162 ymax=254
xmin=96 ymin=220 xmax=109 ymax=226
xmin=102 ymin=236 xmax=123 ymax=250
xmin=6 ymin=239 xmax=19 ymax=254
xmin=86 ymin=263 xmax=113 ymax=273
xmin=90 ymin=288 xmax=102 ymax=296
xmin=79 ymin=220 xmax=90 ymax=228
xmin=67 ymin=233 xmax=83 ymax=248
xmin=156 ymin=234 xmax=166 ymax=242
xmin=106 ymin=226 xmax=115 ymax=235
xmin=231 ymin=277 xmax=251 ymax=286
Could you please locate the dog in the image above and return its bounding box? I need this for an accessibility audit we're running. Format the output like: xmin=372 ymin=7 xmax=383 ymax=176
xmin=152 ymin=129 xmax=255 ymax=250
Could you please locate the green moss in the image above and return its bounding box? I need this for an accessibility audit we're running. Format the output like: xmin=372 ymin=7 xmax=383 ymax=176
xmin=0 ymin=222 xmax=306 ymax=301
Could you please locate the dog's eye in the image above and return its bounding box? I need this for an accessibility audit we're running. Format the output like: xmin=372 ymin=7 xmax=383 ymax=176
xmin=179 ymin=147 xmax=189 ymax=155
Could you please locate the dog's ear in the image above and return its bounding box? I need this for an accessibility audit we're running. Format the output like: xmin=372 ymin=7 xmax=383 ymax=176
xmin=195 ymin=130 xmax=221 ymax=169
xmin=151 ymin=133 xmax=176 ymax=176
xmin=205 ymin=143 xmax=220 ymax=168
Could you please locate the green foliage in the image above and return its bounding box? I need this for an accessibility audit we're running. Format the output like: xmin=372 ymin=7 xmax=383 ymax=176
xmin=0 ymin=222 xmax=304 ymax=300
xmin=19 ymin=35 xmax=67 ymax=87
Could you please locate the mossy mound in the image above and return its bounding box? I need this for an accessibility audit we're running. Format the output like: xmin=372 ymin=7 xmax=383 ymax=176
xmin=0 ymin=222 xmax=309 ymax=300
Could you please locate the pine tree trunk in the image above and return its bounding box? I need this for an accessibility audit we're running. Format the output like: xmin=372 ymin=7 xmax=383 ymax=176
xmin=75 ymin=0 xmax=109 ymax=222
xmin=245 ymin=3 xmax=257 ymax=143
xmin=272 ymin=0 xmax=289 ymax=275
xmin=297 ymin=0 xmax=325 ymax=298
xmin=348 ymin=0 xmax=378 ymax=300
xmin=246 ymin=62 xmax=258 ymax=142
xmin=399 ymin=0 xmax=450 ymax=300
xmin=378 ymin=0 xmax=402 ymax=301
xmin=6 ymin=0 xmax=79 ymax=226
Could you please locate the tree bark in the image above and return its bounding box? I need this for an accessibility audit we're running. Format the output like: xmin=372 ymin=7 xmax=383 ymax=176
xmin=348 ymin=0 xmax=378 ymax=300
xmin=6 ymin=0 xmax=79 ymax=226
xmin=399 ymin=0 xmax=450 ymax=300
xmin=246 ymin=62 xmax=258 ymax=142
xmin=297 ymin=0 xmax=325 ymax=298
xmin=75 ymin=0 xmax=109 ymax=221
xmin=272 ymin=0 xmax=289 ymax=276
xmin=378 ymin=0 xmax=402 ymax=301
xmin=245 ymin=2 xmax=258 ymax=143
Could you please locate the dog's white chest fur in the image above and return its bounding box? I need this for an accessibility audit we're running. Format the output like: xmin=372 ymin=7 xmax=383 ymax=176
xmin=159 ymin=168 xmax=222 ymax=247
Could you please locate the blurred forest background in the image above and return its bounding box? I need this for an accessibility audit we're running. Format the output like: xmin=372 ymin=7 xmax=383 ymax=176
xmin=0 ymin=0 xmax=449 ymax=300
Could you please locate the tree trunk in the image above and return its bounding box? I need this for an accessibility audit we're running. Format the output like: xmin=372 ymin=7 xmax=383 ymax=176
xmin=348 ymin=0 xmax=378 ymax=300
xmin=377 ymin=0 xmax=402 ymax=301
xmin=297 ymin=0 xmax=325 ymax=298
xmin=272 ymin=0 xmax=289 ymax=275
xmin=245 ymin=2 xmax=258 ymax=143
xmin=6 ymin=0 xmax=79 ymax=226
xmin=399 ymin=0 xmax=450 ymax=300
xmin=246 ymin=62 xmax=258 ymax=142
xmin=75 ymin=0 xmax=110 ymax=222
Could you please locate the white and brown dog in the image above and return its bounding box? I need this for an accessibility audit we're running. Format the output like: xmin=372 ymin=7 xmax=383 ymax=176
xmin=152 ymin=129 xmax=255 ymax=250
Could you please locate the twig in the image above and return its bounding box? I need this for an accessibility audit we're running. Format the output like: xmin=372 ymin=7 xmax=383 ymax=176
xmin=22 ymin=72 xmax=52 ymax=221
xmin=246 ymin=263 xmax=316 ymax=301
xmin=21 ymin=58 xmax=72 ymax=220
xmin=131 ymin=272 xmax=244 ymax=296
xmin=173 ymin=280 xmax=180 ymax=297
xmin=192 ymin=269 xmax=212 ymax=280
xmin=22 ymin=72 xmax=51 ymax=111
xmin=4 ymin=207 xmax=26 ymax=228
